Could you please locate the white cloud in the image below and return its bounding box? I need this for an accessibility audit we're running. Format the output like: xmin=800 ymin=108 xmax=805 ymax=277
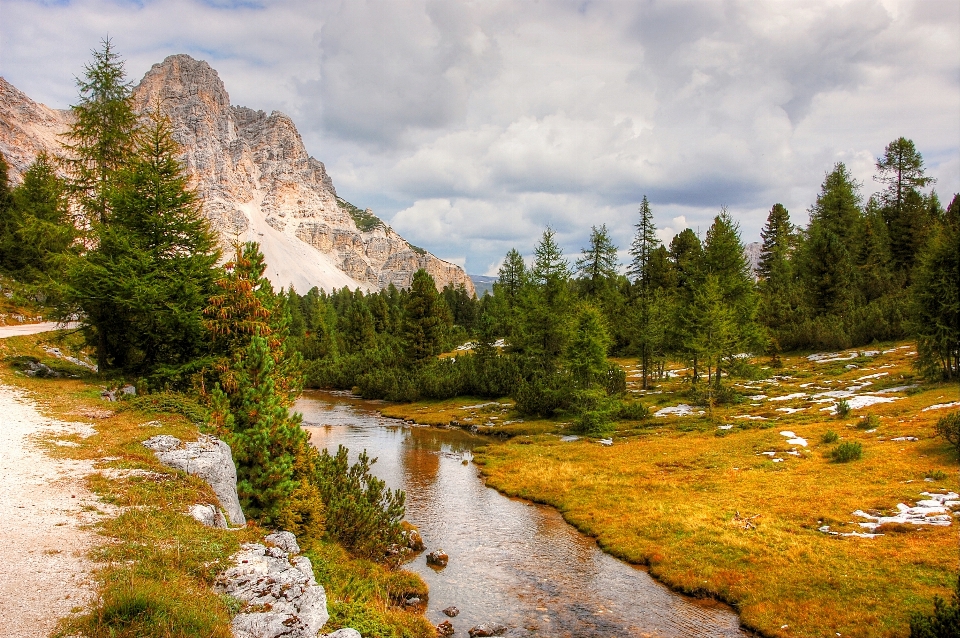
xmin=2 ymin=0 xmax=957 ymax=274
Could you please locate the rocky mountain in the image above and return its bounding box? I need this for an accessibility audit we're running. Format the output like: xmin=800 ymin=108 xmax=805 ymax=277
xmin=0 ymin=55 xmax=474 ymax=295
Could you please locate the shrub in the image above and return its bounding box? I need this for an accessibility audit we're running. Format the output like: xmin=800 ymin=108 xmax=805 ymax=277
xmin=617 ymin=400 xmax=650 ymax=421
xmin=909 ymin=575 xmax=960 ymax=638
xmin=571 ymin=388 xmax=617 ymax=437
xmin=831 ymin=441 xmax=863 ymax=462
xmin=934 ymin=411 xmax=960 ymax=456
xmin=926 ymin=469 xmax=949 ymax=481
xmin=312 ymin=445 xmax=405 ymax=560
xmin=857 ymin=413 xmax=881 ymax=430
xmin=835 ymin=399 xmax=851 ymax=418
xmin=120 ymin=391 xmax=210 ymax=426
xmin=821 ymin=430 xmax=839 ymax=444
xmin=687 ymin=382 xmax=742 ymax=407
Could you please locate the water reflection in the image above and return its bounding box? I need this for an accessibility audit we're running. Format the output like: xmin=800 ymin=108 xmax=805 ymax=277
xmin=297 ymin=391 xmax=748 ymax=637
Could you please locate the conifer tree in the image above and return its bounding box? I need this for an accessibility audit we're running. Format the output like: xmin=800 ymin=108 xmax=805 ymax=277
xmin=521 ymin=227 xmax=572 ymax=368
xmin=575 ymin=224 xmax=619 ymax=297
xmin=1 ymin=153 xmax=76 ymax=283
xmin=404 ymin=269 xmax=448 ymax=364
xmin=797 ymin=163 xmax=862 ymax=317
xmin=757 ymin=203 xmax=795 ymax=341
xmin=910 ymin=194 xmax=959 ymax=380
xmin=210 ymin=334 xmax=308 ymax=523
xmin=61 ymin=38 xmax=138 ymax=225
xmin=876 ymin=138 xmax=934 ymax=272
xmin=627 ymin=196 xmax=663 ymax=388
xmin=66 ymin=108 xmax=219 ymax=374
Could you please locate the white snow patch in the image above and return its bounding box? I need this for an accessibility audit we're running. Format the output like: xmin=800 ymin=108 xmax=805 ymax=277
xmin=890 ymin=436 xmax=918 ymax=442
xmin=776 ymin=407 xmax=806 ymax=414
xmin=654 ymin=404 xmax=704 ymax=417
xmin=717 ymin=424 xmax=733 ymax=430
xmin=922 ymin=402 xmax=960 ymax=412
xmin=856 ymin=372 xmax=889 ymax=381
xmin=807 ymin=352 xmax=858 ymax=363
xmin=748 ymin=395 xmax=767 ymax=401
xmin=873 ymin=385 xmax=919 ymax=394
xmin=769 ymin=393 xmax=808 ymax=402
xmin=820 ymin=395 xmax=900 ymax=414
xmin=734 ymin=415 xmax=767 ymax=420
xmin=853 ymin=492 xmax=959 ymax=530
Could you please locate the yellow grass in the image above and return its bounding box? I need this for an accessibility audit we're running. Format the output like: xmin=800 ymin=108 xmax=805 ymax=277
xmin=395 ymin=342 xmax=959 ymax=638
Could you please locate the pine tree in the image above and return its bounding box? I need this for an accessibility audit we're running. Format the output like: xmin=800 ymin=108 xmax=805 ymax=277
xmin=66 ymin=109 xmax=219 ymax=374
xmin=701 ymin=210 xmax=761 ymax=379
xmin=628 ymin=196 xmax=661 ymax=288
xmin=797 ymin=163 xmax=862 ymax=317
xmin=668 ymin=228 xmax=705 ymax=379
xmin=757 ymin=203 xmax=796 ymax=341
xmin=496 ymin=248 xmax=527 ymax=301
xmin=211 ymin=334 xmax=308 ymax=523
xmin=909 ymin=194 xmax=959 ymax=380
xmin=61 ymin=38 xmax=138 ymax=225
xmin=575 ymin=224 xmax=619 ymax=297
xmin=2 ymin=153 xmax=75 ymax=283
xmin=404 ymin=269 xmax=449 ymax=364
xmin=520 ymin=227 xmax=572 ymax=369
xmin=876 ymin=137 xmax=934 ymax=272
xmin=567 ymin=304 xmax=611 ymax=389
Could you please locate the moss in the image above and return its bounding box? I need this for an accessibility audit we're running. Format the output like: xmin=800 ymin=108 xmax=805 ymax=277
xmin=337 ymin=197 xmax=385 ymax=233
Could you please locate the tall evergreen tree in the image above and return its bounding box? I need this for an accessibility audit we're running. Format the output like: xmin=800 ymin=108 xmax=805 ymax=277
xmin=404 ymin=269 xmax=449 ymax=364
xmin=757 ymin=203 xmax=796 ymax=341
xmin=875 ymin=138 xmax=934 ymax=273
xmin=1 ymin=153 xmax=76 ymax=283
xmin=627 ymin=196 xmax=660 ymax=288
xmin=626 ymin=197 xmax=662 ymax=388
xmin=798 ymin=163 xmax=862 ymax=317
xmin=61 ymin=38 xmax=138 ymax=225
xmin=66 ymin=109 xmax=219 ymax=374
xmin=910 ymin=194 xmax=960 ymax=380
xmin=520 ymin=227 xmax=572 ymax=369
xmin=575 ymin=224 xmax=619 ymax=297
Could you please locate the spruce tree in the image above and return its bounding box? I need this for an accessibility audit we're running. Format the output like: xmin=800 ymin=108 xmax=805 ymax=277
xmin=797 ymin=163 xmax=862 ymax=318
xmin=521 ymin=227 xmax=572 ymax=369
xmin=627 ymin=197 xmax=662 ymax=388
xmin=757 ymin=203 xmax=795 ymax=342
xmin=909 ymin=194 xmax=959 ymax=380
xmin=66 ymin=108 xmax=219 ymax=374
xmin=2 ymin=153 xmax=75 ymax=283
xmin=575 ymin=224 xmax=619 ymax=297
xmin=628 ymin=196 xmax=660 ymax=288
xmin=876 ymin=138 xmax=933 ymax=272
xmin=61 ymin=38 xmax=138 ymax=225
xmin=211 ymin=334 xmax=308 ymax=523
xmin=404 ymin=269 xmax=448 ymax=364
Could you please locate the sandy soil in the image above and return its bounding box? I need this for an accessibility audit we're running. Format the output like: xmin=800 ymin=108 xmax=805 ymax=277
xmin=0 ymin=321 xmax=79 ymax=338
xmin=0 ymin=380 xmax=98 ymax=637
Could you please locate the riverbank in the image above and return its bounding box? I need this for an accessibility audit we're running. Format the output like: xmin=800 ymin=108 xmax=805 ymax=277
xmin=0 ymin=331 xmax=433 ymax=638
xmin=382 ymin=340 xmax=959 ymax=638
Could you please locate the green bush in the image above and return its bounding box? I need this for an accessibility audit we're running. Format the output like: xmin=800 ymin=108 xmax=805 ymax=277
xmin=121 ymin=391 xmax=210 ymax=426
xmin=926 ymin=469 xmax=949 ymax=481
xmin=572 ymin=389 xmax=617 ymax=437
xmin=909 ymin=575 xmax=960 ymax=638
xmin=617 ymin=400 xmax=650 ymax=421
xmin=857 ymin=413 xmax=881 ymax=430
xmin=831 ymin=441 xmax=863 ymax=462
xmin=821 ymin=430 xmax=839 ymax=444
xmin=312 ymin=445 xmax=405 ymax=560
xmin=687 ymin=382 xmax=742 ymax=407
xmin=835 ymin=399 xmax=851 ymax=418
xmin=934 ymin=411 xmax=960 ymax=456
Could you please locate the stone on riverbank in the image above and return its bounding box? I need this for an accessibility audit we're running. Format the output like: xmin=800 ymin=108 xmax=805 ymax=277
xmin=426 ymin=549 xmax=449 ymax=567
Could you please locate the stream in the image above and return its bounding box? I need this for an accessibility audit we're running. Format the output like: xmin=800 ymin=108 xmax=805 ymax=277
xmin=296 ymin=391 xmax=749 ymax=638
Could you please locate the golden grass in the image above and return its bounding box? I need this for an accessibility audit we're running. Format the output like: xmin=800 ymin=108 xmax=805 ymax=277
xmin=394 ymin=342 xmax=959 ymax=638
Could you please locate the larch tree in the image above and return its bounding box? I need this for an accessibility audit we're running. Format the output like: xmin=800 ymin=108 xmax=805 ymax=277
xmin=575 ymin=224 xmax=619 ymax=298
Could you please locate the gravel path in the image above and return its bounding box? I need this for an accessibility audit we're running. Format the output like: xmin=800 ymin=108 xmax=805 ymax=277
xmin=0 ymin=321 xmax=79 ymax=338
xmin=0 ymin=381 xmax=98 ymax=636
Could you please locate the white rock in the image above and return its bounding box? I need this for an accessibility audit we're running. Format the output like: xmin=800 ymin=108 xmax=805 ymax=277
xmin=189 ymin=503 xmax=227 ymax=529
xmin=143 ymin=434 xmax=245 ymax=526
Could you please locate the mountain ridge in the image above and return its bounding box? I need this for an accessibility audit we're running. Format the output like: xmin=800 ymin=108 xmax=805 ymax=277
xmin=0 ymin=54 xmax=475 ymax=296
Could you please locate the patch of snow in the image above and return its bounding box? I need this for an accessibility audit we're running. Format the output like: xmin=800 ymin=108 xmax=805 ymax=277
xmin=819 ymin=395 xmax=900 ymax=414
xmin=856 ymin=372 xmax=889 ymax=382
xmin=808 ymin=352 xmax=858 ymax=363
xmin=748 ymin=394 xmax=767 ymax=401
xmin=654 ymin=404 xmax=704 ymax=417
xmin=759 ymin=451 xmax=776 ymax=456
xmin=862 ymin=350 xmax=880 ymax=357
xmin=769 ymin=393 xmax=808 ymax=402
xmin=890 ymin=436 xmax=918 ymax=442
xmin=922 ymin=402 xmax=960 ymax=412
xmin=853 ymin=492 xmax=959 ymax=530
xmin=776 ymin=407 xmax=806 ymax=414
xmin=873 ymin=385 xmax=918 ymax=394
xmin=734 ymin=415 xmax=767 ymax=420
xmin=772 ymin=458 xmax=785 ymax=463
xmin=598 ymin=438 xmax=613 ymax=446
xmin=717 ymin=425 xmax=733 ymax=430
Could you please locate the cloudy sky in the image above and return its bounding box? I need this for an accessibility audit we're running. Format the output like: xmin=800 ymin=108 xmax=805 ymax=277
xmin=2 ymin=0 xmax=958 ymax=275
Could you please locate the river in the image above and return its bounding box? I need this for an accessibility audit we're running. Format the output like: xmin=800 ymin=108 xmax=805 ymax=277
xmin=296 ymin=391 xmax=750 ymax=638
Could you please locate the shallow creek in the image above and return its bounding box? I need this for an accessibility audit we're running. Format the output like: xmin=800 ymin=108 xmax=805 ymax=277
xmin=297 ymin=391 xmax=749 ymax=637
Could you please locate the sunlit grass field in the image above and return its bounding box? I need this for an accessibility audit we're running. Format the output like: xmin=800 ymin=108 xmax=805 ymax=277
xmin=386 ymin=341 xmax=959 ymax=638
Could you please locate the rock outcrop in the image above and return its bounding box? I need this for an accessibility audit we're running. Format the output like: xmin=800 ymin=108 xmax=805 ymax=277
xmin=215 ymin=532 xmax=329 ymax=638
xmin=0 ymin=57 xmax=474 ymax=296
xmin=142 ymin=434 xmax=245 ymax=526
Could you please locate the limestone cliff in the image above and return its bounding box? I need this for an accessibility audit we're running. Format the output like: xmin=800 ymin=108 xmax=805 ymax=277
xmin=0 ymin=56 xmax=475 ymax=295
